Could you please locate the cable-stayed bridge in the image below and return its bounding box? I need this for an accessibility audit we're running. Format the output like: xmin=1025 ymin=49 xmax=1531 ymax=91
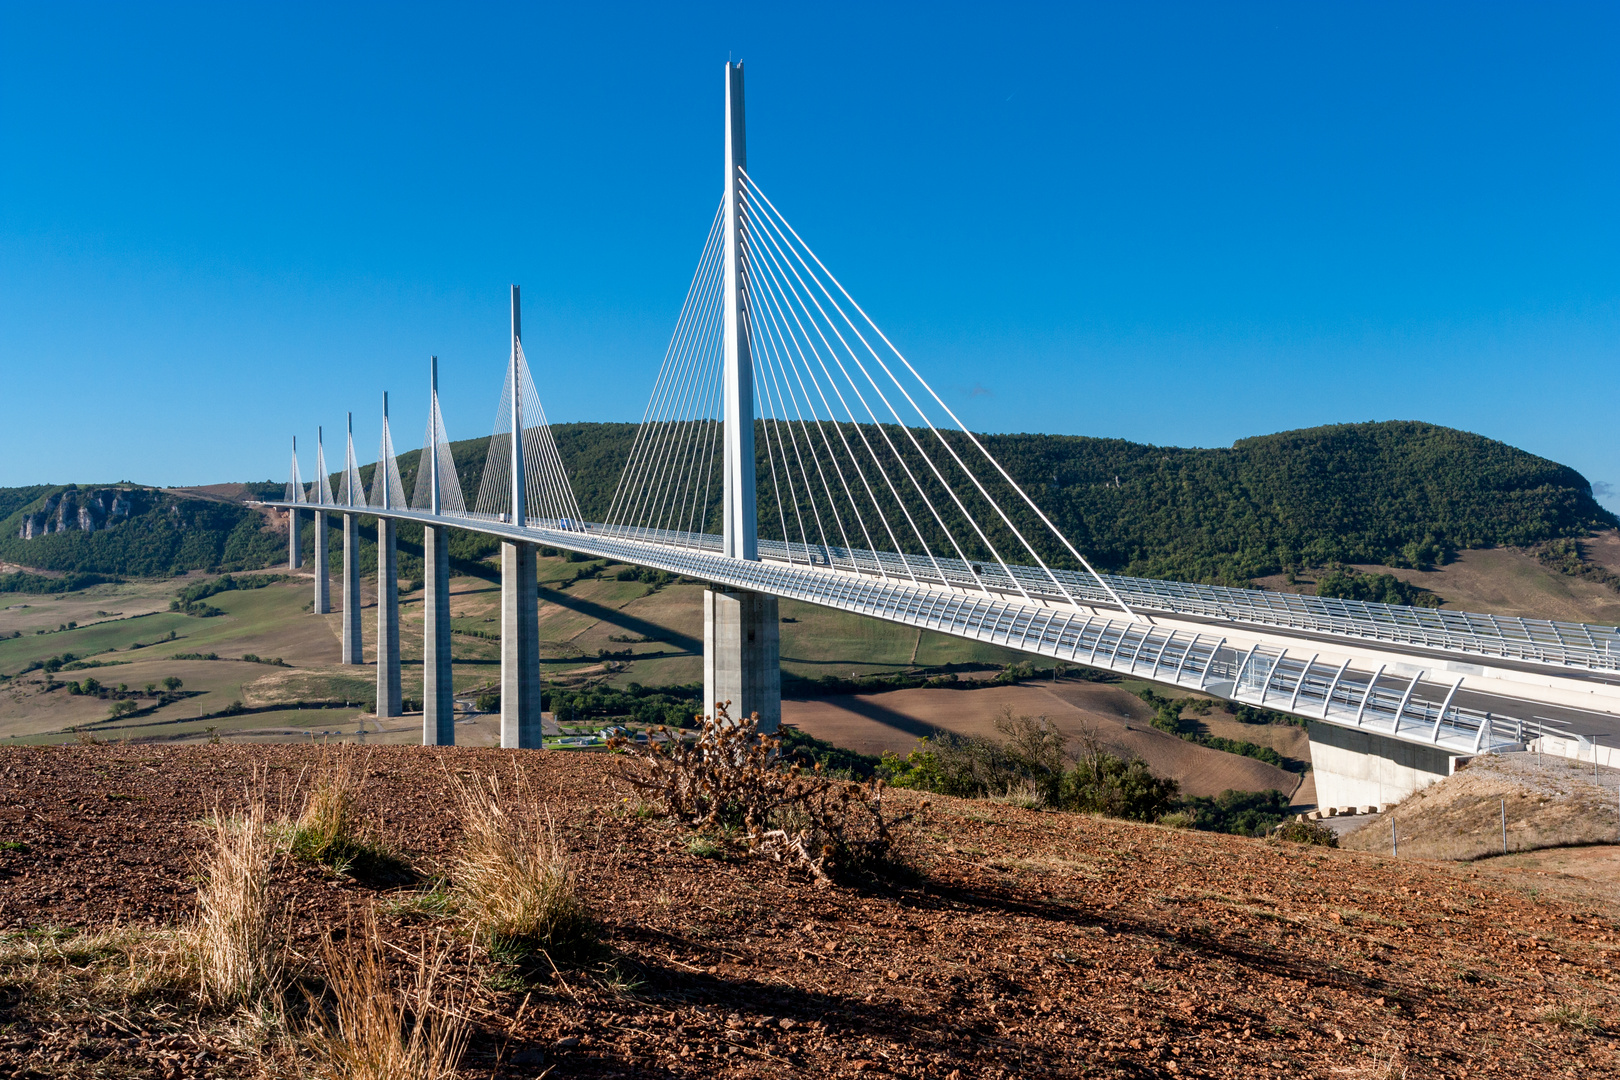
xmin=260 ymin=63 xmax=1620 ymax=809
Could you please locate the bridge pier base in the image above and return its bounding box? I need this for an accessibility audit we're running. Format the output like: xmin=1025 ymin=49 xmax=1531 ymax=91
xmin=1306 ymin=720 xmax=1457 ymax=809
xmin=341 ymin=513 xmax=363 ymax=664
xmin=501 ymin=540 xmax=542 ymax=747
xmin=423 ymin=525 xmax=454 ymax=745
xmin=287 ymin=508 xmax=302 ymax=569
xmin=312 ymin=511 xmax=330 ymax=615
xmin=704 ymin=586 xmax=780 ymax=732
xmin=376 ymin=517 xmax=401 ymax=717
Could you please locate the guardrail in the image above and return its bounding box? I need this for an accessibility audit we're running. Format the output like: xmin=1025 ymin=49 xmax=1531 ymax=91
xmin=523 ymin=519 xmax=1620 ymax=674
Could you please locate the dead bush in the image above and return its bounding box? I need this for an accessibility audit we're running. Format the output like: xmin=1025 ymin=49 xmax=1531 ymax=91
xmin=448 ymin=767 xmax=594 ymax=958
xmin=304 ymin=909 xmax=469 ymax=1080
xmin=614 ymin=704 xmax=924 ymax=882
xmin=1273 ymin=818 xmax=1339 ymax=847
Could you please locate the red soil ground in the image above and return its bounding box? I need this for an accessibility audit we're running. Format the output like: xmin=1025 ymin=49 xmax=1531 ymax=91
xmin=0 ymin=745 xmax=1616 ymax=1078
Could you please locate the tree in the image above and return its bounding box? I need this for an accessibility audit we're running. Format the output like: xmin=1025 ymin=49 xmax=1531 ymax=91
xmin=162 ymin=676 xmax=182 ymax=692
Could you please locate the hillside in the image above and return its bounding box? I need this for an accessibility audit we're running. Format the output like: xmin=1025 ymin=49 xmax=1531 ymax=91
xmin=2 ymin=420 xmax=1611 ymax=589
xmin=0 ymin=483 xmax=287 ymax=578
xmin=0 ymin=745 xmax=1615 ymax=1077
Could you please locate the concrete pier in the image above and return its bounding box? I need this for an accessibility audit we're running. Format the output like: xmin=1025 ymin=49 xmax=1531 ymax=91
xmin=703 ymin=585 xmax=780 ymax=731
xmin=312 ymin=511 xmax=330 ymax=614
xmin=1306 ymin=720 xmax=1456 ymax=809
xmin=423 ymin=524 xmax=453 ymax=745
xmin=375 ymin=516 xmax=401 ymax=717
xmin=341 ymin=513 xmax=363 ymax=664
xmin=500 ymin=540 xmax=542 ymax=747
xmin=287 ymin=508 xmax=302 ymax=569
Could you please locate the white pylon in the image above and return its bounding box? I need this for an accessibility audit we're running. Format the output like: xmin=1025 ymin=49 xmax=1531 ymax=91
xmin=722 ymin=61 xmax=757 ymax=560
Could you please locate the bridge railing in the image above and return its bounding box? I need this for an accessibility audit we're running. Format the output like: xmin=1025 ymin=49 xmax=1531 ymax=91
xmin=576 ymin=521 xmax=1620 ymax=673
xmin=265 ymin=499 xmax=1591 ymax=754
xmin=1203 ymin=648 xmax=1574 ymax=754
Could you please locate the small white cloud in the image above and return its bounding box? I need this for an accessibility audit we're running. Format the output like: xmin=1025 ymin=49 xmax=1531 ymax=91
xmin=1593 ymin=480 xmax=1614 ymax=498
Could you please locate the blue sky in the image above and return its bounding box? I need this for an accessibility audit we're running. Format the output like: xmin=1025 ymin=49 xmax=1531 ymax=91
xmin=2 ymin=2 xmax=1617 ymax=513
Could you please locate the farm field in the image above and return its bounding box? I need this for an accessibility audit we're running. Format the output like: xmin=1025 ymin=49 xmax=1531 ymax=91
xmin=1253 ymin=532 xmax=1620 ymax=627
xmin=0 ymin=551 xmax=1024 ymax=748
xmin=783 ymin=679 xmax=1304 ymax=801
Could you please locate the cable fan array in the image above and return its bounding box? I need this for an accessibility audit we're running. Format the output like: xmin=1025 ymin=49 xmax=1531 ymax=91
xmin=308 ymin=435 xmax=336 ymax=507
xmin=287 ymin=398 xmax=445 ymax=514
xmin=410 ymin=378 xmax=467 ymax=515
xmin=370 ymin=400 xmax=408 ymax=511
xmin=285 ymin=440 xmax=305 ymax=504
xmin=602 ymin=174 xmax=1132 ymax=614
xmin=339 ymin=419 xmax=366 ymax=509
xmin=472 ymin=340 xmax=586 ymax=529
xmin=601 ymin=201 xmax=728 ymax=545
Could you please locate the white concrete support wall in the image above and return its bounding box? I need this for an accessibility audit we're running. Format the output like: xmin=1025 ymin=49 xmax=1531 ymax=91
xmin=1531 ymin=735 xmax=1619 ymax=769
xmin=287 ymin=508 xmax=302 ymax=569
xmin=423 ymin=524 xmax=453 ymax=745
xmin=704 ymin=585 xmax=780 ymax=732
xmin=1307 ymin=720 xmax=1457 ymax=809
xmin=376 ymin=517 xmax=401 ymax=717
xmin=312 ymin=511 xmax=330 ymax=615
xmin=501 ymin=540 xmax=542 ymax=747
xmin=341 ymin=513 xmax=363 ymax=664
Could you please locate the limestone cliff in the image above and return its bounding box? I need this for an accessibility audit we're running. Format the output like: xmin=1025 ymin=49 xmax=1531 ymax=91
xmin=17 ymin=487 xmax=146 ymax=539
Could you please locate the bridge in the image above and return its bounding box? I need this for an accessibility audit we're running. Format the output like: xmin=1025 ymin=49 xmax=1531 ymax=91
xmin=259 ymin=63 xmax=1620 ymax=810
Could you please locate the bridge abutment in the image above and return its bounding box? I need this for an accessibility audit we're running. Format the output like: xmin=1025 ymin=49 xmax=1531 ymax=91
xmin=501 ymin=540 xmax=542 ymax=747
xmin=341 ymin=513 xmax=363 ymax=664
xmin=376 ymin=517 xmax=402 ymax=717
xmin=1306 ymin=720 xmax=1457 ymax=809
xmin=312 ymin=511 xmax=330 ymax=615
xmin=703 ymin=585 xmax=780 ymax=731
xmin=423 ymin=525 xmax=454 ymax=745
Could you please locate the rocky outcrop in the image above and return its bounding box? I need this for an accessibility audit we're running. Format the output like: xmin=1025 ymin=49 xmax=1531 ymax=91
xmin=18 ymin=488 xmax=145 ymax=540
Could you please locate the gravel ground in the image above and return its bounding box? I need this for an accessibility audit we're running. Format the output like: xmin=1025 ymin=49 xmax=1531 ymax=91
xmin=0 ymin=743 xmax=1616 ymax=1078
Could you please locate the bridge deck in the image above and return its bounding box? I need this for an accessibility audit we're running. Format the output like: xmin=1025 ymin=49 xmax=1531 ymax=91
xmin=265 ymin=502 xmax=1620 ymax=754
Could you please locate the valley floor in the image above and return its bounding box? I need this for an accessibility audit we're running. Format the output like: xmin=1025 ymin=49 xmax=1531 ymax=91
xmin=1 ymin=745 xmax=1616 ymax=1078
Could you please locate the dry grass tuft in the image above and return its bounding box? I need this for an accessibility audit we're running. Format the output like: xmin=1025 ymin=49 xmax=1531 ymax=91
xmin=285 ymin=747 xmax=411 ymax=883
xmin=0 ymin=926 xmax=196 ymax=1012
xmin=449 ymin=768 xmax=594 ymax=957
xmin=195 ymin=792 xmax=282 ymax=1006
xmin=289 ymin=747 xmax=364 ymax=865
xmin=305 ymin=910 xmax=468 ymax=1080
xmin=1540 ymin=1004 xmax=1602 ymax=1032
xmin=988 ymin=779 xmax=1048 ymax=810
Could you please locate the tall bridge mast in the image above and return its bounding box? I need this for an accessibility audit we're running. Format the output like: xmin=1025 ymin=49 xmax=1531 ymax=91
xmin=708 ymin=60 xmax=780 ymax=730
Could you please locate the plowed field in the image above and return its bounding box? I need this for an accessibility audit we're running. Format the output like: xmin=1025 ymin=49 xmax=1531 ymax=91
xmin=0 ymin=745 xmax=1616 ymax=1078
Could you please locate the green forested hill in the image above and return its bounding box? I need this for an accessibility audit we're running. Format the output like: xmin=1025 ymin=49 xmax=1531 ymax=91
xmin=1 ymin=421 xmax=1612 ymax=585
xmin=0 ymin=485 xmax=286 ymax=577
xmin=391 ymin=420 xmax=1611 ymax=583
